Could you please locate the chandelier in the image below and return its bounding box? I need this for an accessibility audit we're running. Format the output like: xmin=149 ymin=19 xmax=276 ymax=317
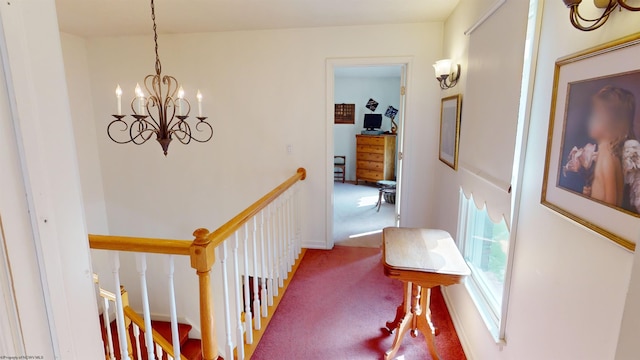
xmin=562 ymin=0 xmax=640 ymax=31
xmin=108 ymin=0 xmax=213 ymax=156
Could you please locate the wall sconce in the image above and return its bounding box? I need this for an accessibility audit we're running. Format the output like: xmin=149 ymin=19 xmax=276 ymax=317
xmin=433 ymin=59 xmax=461 ymax=90
xmin=562 ymin=0 xmax=640 ymax=31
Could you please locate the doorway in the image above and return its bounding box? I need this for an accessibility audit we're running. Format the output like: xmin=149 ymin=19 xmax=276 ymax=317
xmin=326 ymin=58 xmax=410 ymax=249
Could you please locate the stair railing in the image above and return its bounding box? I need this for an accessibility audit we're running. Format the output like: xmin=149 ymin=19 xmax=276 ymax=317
xmin=89 ymin=168 xmax=307 ymax=360
xmin=94 ymin=277 xmax=189 ymax=360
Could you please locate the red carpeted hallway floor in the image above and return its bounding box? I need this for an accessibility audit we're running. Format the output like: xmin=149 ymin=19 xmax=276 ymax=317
xmin=252 ymin=246 xmax=467 ymax=360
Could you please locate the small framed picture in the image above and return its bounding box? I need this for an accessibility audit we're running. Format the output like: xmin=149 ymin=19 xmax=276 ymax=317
xmin=541 ymin=33 xmax=640 ymax=251
xmin=439 ymin=95 xmax=462 ymax=170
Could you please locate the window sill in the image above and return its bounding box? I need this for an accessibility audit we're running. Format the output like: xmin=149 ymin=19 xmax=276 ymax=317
xmin=463 ymin=277 xmax=507 ymax=346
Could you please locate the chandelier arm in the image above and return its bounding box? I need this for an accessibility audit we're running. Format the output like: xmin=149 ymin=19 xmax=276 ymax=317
xmin=570 ymin=9 xmax=610 ymax=31
xmin=142 ymin=97 xmax=162 ymax=130
xmin=169 ymin=118 xmax=213 ymax=144
xmin=573 ymin=4 xmax=616 ymax=22
xmin=107 ymin=117 xmax=137 ymax=144
xmin=130 ymin=117 xmax=156 ymax=144
xmin=171 ymin=122 xmax=192 ymax=145
xmin=188 ymin=121 xmax=214 ymax=143
xmin=618 ymin=0 xmax=640 ymax=11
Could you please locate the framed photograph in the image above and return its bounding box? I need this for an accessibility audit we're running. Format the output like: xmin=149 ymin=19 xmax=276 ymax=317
xmin=542 ymin=33 xmax=640 ymax=251
xmin=334 ymin=103 xmax=355 ymax=124
xmin=439 ymin=94 xmax=462 ymax=170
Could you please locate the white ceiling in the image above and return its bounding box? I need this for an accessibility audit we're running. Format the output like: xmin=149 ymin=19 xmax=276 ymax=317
xmin=55 ymin=0 xmax=460 ymax=37
xmin=334 ymin=65 xmax=402 ymax=78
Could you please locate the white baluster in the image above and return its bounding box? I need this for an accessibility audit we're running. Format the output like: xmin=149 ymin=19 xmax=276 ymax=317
xmin=259 ymin=211 xmax=268 ymax=317
xmin=136 ymin=253 xmax=155 ymax=360
xmin=286 ymin=191 xmax=293 ymax=272
xmin=295 ymin=183 xmax=302 ymax=256
xmin=156 ymin=343 xmax=164 ymax=359
xmin=102 ymin=297 xmax=116 ymax=360
xmin=220 ymin=242 xmax=234 ymax=358
xmin=233 ymin=232 xmax=245 ymax=360
xmin=279 ymin=199 xmax=287 ymax=284
xmin=166 ymin=255 xmax=181 ymax=360
xmin=132 ymin=323 xmax=142 ymax=360
xmin=272 ymin=202 xmax=282 ymax=293
xmin=266 ymin=204 xmax=275 ymax=304
xmin=252 ymin=217 xmax=261 ymax=330
xmin=111 ymin=252 xmax=131 ymax=360
xmin=242 ymin=224 xmax=253 ymax=344
xmin=289 ymin=189 xmax=298 ymax=265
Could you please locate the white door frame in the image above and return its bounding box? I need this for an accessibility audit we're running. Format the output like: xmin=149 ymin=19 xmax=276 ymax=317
xmin=325 ymin=57 xmax=413 ymax=249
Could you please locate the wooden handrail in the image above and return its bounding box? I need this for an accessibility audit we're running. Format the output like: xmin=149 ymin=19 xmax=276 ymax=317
xmin=124 ymin=306 xmax=189 ymax=360
xmin=89 ymin=235 xmax=192 ymax=255
xmin=206 ymin=167 xmax=306 ymax=247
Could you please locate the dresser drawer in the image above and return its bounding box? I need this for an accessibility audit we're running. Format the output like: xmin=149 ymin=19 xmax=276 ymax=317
xmin=356 ymin=144 xmax=385 ymax=154
xmin=357 ymin=136 xmax=386 ymax=146
xmin=357 ymin=169 xmax=383 ymax=180
xmin=357 ymin=152 xmax=384 ymax=162
xmin=357 ymin=160 xmax=383 ymax=171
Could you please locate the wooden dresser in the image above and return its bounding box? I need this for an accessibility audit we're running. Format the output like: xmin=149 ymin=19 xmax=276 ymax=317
xmin=355 ymin=134 xmax=396 ymax=184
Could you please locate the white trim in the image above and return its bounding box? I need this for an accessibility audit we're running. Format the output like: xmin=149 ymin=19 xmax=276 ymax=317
xmin=302 ymin=240 xmax=327 ymax=250
xmin=465 ymin=0 xmax=508 ymax=36
xmin=0 ymin=1 xmax=103 ymax=358
xmin=499 ymin=0 xmax=544 ymax=340
xmin=441 ymin=287 xmax=477 ymax=360
xmin=0 ymin=3 xmax=62 ymax=355
xmin=325 ymin=57 xmax=412 ymax=249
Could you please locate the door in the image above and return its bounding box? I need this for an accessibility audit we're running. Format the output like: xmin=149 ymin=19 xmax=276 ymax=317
xmin=327 ymin=58 xmax=411 ymax=249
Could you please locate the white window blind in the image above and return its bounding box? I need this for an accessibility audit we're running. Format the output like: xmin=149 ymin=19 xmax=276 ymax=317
xmin=458 ymin=0 xmax=530 ymax=227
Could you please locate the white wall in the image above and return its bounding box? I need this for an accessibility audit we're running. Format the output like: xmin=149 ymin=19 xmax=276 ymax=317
xmin=60 ymin=33 xmax=110 ymax=235
xmin=63 ymin=22 xmax=444 ymax=356
xmin=437 ymin=1 xmax=640 ymax=360
xmin=333 ymin=76 xmax=401 ymax=181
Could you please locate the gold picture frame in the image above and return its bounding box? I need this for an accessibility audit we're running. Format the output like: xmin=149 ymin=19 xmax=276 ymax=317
xmin=439 ymin=94 xmax=462 ymax=170
xmin=541 ymin=33 xmax=640 ymax=252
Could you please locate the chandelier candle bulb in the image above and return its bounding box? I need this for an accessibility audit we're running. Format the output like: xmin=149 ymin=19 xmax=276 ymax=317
xmin=197 ymin=90 xmax=203 ymax=117
xmin=177 ymin=86 xmax=185 ymax=116
xmin=115 ymin=85 xmax=122 ymax=115
xmin=135 ymin=83 xmax=145 ymax=115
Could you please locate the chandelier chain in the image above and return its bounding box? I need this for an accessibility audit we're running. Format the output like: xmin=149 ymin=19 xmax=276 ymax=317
xmin=150 ymin=0 xmax=161 ymax=76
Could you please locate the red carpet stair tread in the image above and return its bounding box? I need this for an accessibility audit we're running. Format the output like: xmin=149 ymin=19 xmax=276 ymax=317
xmin=99 ymin=315 xmax=203 ymax=360
xmin=252 ymin=246 xmax=467 ymax=360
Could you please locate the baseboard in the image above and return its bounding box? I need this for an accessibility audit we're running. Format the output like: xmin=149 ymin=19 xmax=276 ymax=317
xmin=441 ymin=287 xmax=476 ymax=360
xmin=302 ymin=240 xmax=329 ymax=249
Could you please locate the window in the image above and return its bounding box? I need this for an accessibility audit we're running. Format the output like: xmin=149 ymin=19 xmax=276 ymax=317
xmin=458 ymin=191 xmax=510 ymax=339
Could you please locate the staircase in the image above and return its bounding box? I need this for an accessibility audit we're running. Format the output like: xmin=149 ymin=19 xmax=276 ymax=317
xmin=90 ymin=168 xmax=307 ymax=360
xmin=99 ymin=310 xmax=203 ymax=360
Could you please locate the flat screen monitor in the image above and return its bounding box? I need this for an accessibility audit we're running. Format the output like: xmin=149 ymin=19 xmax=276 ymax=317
xmin=363 ymin=114 xmax=383 ymax=130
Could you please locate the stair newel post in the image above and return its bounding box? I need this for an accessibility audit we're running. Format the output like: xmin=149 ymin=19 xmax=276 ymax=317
xmin=190 ymin=228 xmax=219 ymax=360
xmin=121 ymin=286 xmax=134 ymax=360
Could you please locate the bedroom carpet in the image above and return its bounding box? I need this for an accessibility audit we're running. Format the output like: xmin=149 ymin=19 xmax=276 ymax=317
xmin=333 ymin=182 xmax=396 ymax=248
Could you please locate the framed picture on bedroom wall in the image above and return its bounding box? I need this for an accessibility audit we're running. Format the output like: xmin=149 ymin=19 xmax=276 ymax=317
xmin=439 ymin=94 xmax=462 ymax=170
xmin=541 ymin=33 xmax=640 ymax=251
